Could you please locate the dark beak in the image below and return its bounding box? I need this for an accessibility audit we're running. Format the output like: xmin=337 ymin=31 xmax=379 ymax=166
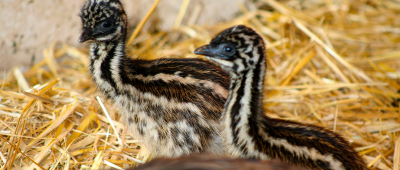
xmin=195 ymin=44 xmax=231 ymax=60
xmin=79 ymin=28 xmax=92 ymax=43
xmin=194 ymin=45 xmax=213 ymax=57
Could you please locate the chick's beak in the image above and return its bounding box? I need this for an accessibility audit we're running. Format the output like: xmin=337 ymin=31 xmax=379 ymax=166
xmin=194 ymin=45 xmax=213 ymax=57
xmin=79 ymin=28 xmax=92 ymax=43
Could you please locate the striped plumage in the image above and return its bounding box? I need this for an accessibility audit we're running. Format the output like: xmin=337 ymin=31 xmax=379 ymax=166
xmin=79 ymin=0 xmax=229 ymax=157
xmin=194 ymin=25 xmax=368 ymax=170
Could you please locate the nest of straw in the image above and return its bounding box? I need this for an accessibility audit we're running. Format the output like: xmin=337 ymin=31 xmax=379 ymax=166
xmin=1 ymin=0 xmax=400 ymax=169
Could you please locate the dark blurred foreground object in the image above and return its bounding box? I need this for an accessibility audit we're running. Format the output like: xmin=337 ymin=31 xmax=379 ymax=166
xmin=131 ymin=154 xmax=308 ymax=170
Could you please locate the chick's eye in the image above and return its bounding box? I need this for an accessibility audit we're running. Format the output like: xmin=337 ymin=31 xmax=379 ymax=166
xmin=224 ymin=46 xmax=232 ymax=52
xmin=102 ymin=22 xmax=111 ymax=28
xmin=222 ymin=45 xmax=235 ymax=54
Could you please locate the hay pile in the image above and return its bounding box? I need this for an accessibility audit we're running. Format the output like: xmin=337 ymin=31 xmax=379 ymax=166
xmin=1 ymin=0 xmax=399 ymax=169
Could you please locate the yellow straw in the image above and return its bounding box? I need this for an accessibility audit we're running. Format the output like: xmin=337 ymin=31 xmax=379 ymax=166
xmin=127 ymin=0 xmax=161 ymax=46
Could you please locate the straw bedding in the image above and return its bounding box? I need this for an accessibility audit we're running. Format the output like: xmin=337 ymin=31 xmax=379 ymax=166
xmin=0 ymin=0 xmax=399 ymax=169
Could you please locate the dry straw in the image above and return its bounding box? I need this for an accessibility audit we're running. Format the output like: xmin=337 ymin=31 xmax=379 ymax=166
xmin=1 ymin=0 xmax=400 ymax=169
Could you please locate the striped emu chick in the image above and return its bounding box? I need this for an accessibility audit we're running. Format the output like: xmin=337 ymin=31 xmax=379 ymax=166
xmin=194 ymin=25 xmax=368 ymax=170
xmin=132 ymin=154 xmax=308 ymax=170
xmin=79 ymin=0 xmax=229 ymax=157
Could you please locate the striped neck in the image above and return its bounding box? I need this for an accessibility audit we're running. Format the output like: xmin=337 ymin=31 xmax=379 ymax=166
xmin=223 ymin=52 xmax=266 ymax=145
xmin=89 ymin=39 xmax=125 ymax=70
xmin=88 ymin=40 xmax=126 ymax=98
xmin=90 ymin=39 xmax=126 ymax=60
